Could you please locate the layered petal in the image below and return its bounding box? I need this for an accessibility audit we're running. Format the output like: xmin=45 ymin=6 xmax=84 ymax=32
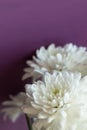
xmin=22 ymin=43 xmax=87 ymax=81
xmin=23 ymin=71 xmax=87 ymax=130
xmin=1 ymin=92 xmax=27 ymax=122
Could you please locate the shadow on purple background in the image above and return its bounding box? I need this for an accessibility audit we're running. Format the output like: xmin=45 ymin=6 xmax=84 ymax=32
xmin=0 ymin=0 xmax=87 ymax=129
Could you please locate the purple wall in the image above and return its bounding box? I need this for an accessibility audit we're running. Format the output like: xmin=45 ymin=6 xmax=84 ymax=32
xmin=0 ymin=0 xmax=87 ymax=129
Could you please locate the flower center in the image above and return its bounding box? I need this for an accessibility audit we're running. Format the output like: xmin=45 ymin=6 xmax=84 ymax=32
xmin=52 ymin=88 xmax=59 ymax=96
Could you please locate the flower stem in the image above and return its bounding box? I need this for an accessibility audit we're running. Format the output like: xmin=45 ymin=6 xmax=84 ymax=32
xmin=25 ymin=114 xmax=32 ymax=130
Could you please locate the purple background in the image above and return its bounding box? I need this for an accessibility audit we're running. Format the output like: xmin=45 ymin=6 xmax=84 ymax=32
xmin=0 ymin=0 xmax=87 ymax=129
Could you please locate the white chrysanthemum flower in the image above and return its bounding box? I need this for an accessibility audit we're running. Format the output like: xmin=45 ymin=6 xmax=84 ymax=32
xmin=22 ymin=43 xmax=87 ymax=81
xmin=1 ymin=92 xmax=26 ymax=122
xmin=22 ymin=71 xmax=87 ymax=130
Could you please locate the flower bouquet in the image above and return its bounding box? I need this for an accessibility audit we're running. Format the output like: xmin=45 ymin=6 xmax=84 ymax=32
xmin=1 ymin=43 xmax=87 ymax=130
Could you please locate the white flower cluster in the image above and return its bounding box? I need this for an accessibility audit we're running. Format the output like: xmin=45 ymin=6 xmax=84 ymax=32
xmin=1 ymin=43 xmax=87 ymax=130
xmin=23 ymin=43 xmax=87 ymax=80
xmin=23 ymin=71 xmax=87 ymax=130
